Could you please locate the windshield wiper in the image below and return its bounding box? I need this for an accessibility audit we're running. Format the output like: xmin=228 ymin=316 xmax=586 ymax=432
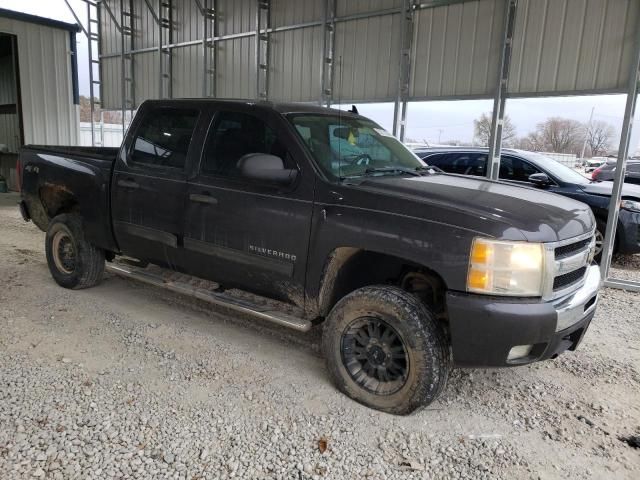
xmin=415 ymin=165 xmax=441 ymax=174
xmin=340 ymin=166 xmax=429 ymax=181
xmin=364 ymin=167 xmax=421 ymax=177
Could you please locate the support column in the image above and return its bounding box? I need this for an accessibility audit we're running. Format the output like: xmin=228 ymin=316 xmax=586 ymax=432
xmin=392 ymin=0 xmax=414 ymax=141
xmin=486 ymin=0 xmax=517 ymax=180
xmin=121 ymin=0 xmax=135 ymax=127
xmin=256 ymin=0 xmax=270 ymax=100
xmin=320 ymin=0 xmax=336 ymax=107
xmin=601 ymin=12 xmax=640 ymax=291
xmin=159 ymin=0 xmax=173 ymax=99
xmin=197 ymin=0 xmax=217 ymax=97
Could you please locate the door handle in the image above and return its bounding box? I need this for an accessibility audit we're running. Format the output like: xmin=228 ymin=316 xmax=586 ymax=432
xmin=117 ymin=179 xmax=139 ymax=189
xmin=189 ymin=193 xmax=218 ymax=205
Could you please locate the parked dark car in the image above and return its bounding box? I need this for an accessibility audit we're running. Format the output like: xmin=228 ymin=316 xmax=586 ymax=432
xmin=19 ymin=100 xmax=600 ymax=414
xmin=414 ymin=147 xmax=640 ymax=256
xmin=592 ymin=160 xmax=640 ymax=185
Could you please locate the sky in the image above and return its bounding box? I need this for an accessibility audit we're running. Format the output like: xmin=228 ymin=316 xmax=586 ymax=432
xmin=1 ymin=0 xmax=639 ymax=154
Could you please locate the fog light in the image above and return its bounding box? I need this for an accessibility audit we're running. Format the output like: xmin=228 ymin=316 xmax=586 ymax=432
xmin=507 ymin=344 xmax=533 ymax=361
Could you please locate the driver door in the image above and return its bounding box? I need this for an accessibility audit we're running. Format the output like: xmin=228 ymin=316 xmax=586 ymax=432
xmin=181 ymin=107 xmax=315 ymax=304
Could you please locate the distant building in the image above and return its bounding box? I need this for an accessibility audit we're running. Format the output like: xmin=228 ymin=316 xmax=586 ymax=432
xmin=0 ymin=9 xmax=80 ymax=190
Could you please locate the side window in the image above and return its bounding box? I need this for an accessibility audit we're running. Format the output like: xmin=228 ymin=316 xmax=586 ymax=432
xmin=457 ymin=153 xmax=486 ymax=176
xmin=499 ymin=156 xmax=541 ymax=182
xmin=201 ymin=111 xmax=289 ymax=178
xmin=627 ymin=163 xmax=640 ymax=174
xmin=423 ymin=153 xmax=486 ymax=176
xmin=130 ymin=107 xmax=199 ymax=170
xmin=423 ymin=153 xmax=454 ymax=171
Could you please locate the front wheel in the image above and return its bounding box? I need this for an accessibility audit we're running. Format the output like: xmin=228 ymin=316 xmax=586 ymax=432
xmin=322 ymin=285 xmax=450 ymax=415
xmin=595 ymin=219 xmax=618 ymax=261
xmin=45 ymin=213 xmax=105 ymax=289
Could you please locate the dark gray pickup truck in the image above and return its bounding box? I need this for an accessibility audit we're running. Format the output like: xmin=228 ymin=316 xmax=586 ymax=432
xmin=18 ymin=99 xmax=601 ymax=414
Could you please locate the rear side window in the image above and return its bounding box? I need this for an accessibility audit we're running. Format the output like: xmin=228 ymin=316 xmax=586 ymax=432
xmin=424 ymin=153 xmax=486 ymax=176
xmin=422 ymin=153 xmax=452 ymax=170
xmin=130 ymin=107 xmax=199 ymax=170
xmin=627 ymin=163 xmax=640 ymax=174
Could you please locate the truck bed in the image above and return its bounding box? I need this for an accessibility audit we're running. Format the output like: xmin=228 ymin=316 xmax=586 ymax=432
xmin=24 ymin=145 xmax=120 ymax=163
xmin=19 ymin=144 xmax=120 ymax=253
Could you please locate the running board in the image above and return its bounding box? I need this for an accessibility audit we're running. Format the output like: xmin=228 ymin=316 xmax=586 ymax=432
xmin=105 ymin=264 xmax=312 ymax=332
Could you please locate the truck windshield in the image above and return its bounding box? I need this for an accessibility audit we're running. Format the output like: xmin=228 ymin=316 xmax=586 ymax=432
xmin=287 ymin=114 xmax=426 ymax=180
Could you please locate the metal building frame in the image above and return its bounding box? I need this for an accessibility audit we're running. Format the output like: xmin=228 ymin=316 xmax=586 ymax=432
xmin=392 ymin=0 xmax=413 ymax=140
xmin=486 ymin=0 xmax=517 ymax=180
xmin=600 ymin=16 xmax=640 ymax=293
xmin=64 ymin=0 xmax=640 ymax=293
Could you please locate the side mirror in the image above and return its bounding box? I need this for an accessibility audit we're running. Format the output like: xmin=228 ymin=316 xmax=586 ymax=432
xmin=237 ymin=153 xmax=298 ymax=186
xmin=528 ymin=172 xmax=551 ymax=187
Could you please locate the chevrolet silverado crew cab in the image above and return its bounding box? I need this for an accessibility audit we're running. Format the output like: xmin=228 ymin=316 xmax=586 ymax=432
xmin=19 ymin=100 xmax=601 ymax=414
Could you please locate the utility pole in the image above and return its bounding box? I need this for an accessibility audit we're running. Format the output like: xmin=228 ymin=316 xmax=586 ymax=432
xmin=438 ymin=129 xmax=443 ymax=144
xmin=580 ymin=107 xmax=595 ymax=163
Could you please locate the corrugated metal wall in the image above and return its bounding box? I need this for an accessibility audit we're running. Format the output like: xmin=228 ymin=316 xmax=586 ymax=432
xmin=509 ymin=0 xmax=640 ymax=95
xmin=0 ymin=17 xmax=79 ymax=146
xmin=410 ymin=0 xmax=505 ymax=100
xmin=0 ymin=113 xmax=20 ymax=152
xmin=98 ymin=0 xmax=640 ymax=109
xmin=0 ymin=54 xmax=16 ymax=104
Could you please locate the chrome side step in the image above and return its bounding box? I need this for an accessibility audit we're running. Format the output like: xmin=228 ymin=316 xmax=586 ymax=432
xmin=105 ymin=264 xmax=312 ymax=332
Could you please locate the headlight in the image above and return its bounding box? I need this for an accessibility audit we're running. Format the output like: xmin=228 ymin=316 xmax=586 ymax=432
xmin=467 ymin=238 xmax=545 ymax=296
xmin=621 ymin=199 xmax=640 ymax=213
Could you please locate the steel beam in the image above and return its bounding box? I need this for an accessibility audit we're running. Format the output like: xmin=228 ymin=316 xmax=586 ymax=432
xmin=320 ymin=0 xmax=337 ymax=106
xmin=255 ymin=0 xmax=270 ymax=100
xmin=600 ymin=9 xmax=640 ymax=290
xmin=486 ymin=0 xmax=517 ymax=180
xmin=97 ymin=5 xmax=414 ymax=61
xmin=195 ymin=0 xmax=217 ymax=97
xmin=64 ymin=0 xmax=89 ymax=37
xmin=392 ymin=0 xmax=414 ymax=141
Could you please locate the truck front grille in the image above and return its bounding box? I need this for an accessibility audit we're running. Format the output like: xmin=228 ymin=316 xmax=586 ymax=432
xmin=553 ymin=267 xmax=587 ymax=290
xmin=546 ymin=233 xmax=595 ymax=298
xmin=554 ymin=238 xmax=591 ymax=259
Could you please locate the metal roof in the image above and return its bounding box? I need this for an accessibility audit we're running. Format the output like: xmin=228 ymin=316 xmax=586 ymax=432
xmin=95 ymin=0 xmax=640 ymax=110
xmin=0 ymin=8 xmax=80 ymax=33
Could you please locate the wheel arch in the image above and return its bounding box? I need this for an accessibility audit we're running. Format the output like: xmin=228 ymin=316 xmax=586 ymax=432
xmin=314 ymin=247 xmax=448 ymax=319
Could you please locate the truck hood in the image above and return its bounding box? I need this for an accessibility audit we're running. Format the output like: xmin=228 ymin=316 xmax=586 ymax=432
xmin=579 ymin=180 xmax=640 ymax=200
xmin=356 ymin=173 xmax=594 ymax=242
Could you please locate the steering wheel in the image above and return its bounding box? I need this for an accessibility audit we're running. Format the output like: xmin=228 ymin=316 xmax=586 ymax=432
xmin=343 ymin=153 xmax=372 ymax=166
xmin=356 ymin=154 xmax=372 ymax=166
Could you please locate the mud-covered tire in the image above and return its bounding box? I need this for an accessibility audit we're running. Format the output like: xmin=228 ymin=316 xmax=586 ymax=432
xmin=45 ymin=213 xmax=104 ymax=289
xmin=322 ymin=285 xmax=450 ymax=415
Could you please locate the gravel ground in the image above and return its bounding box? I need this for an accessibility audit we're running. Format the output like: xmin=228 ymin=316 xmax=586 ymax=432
xmin=0 ymin=192 xmax=639 ymax=479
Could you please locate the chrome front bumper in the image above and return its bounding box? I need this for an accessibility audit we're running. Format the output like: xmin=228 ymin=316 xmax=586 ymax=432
xmin=554 ymin=264 xmax=601 ymax=332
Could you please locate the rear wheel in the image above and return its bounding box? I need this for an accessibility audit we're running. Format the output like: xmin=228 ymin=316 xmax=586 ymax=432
xmin=45 ymin=214 xmax=105 ymax=289
xmin=322 ymin=285 xmax=450 ymax=415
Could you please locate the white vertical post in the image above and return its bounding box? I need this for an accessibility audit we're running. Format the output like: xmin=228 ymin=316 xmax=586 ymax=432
xmin=600 ymin=13 xmax=640 ymax=288
xmin=392 ymin=0 xmax=414 ymax=141
xmin=486 ymin=0 xmax=518 ymax=180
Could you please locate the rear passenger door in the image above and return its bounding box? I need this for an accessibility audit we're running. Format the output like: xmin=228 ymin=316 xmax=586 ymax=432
xmin=111 ymin=103 xmax=204 ymax=267
xmin=181 ymin=106 xmax=315 ymax=305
